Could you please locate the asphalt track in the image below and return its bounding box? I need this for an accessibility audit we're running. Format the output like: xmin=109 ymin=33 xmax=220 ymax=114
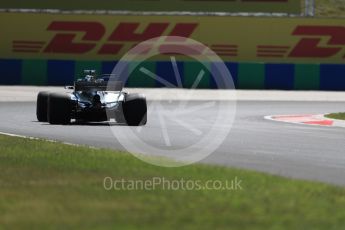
xmin=0 ymin=99 xmax=345 ymax=186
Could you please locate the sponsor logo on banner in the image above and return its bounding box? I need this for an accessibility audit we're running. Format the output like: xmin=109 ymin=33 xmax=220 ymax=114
xmin=2 ymin=13 xmax=344 ymax=63
xmin=11 ymin=21 xmax=239 ymax=58
xmin=257 ymin=26 xmax=345 ymax=59
xmin=13 ymin=22 xmax=345 ymax=61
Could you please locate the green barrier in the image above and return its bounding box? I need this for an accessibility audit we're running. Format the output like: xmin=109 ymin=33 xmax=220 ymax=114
xmin=0 ymin=0 xmax=301 ymax=14
xmin=2 ymin=58 xmax=341 ymax=90
xmin=128 ymin=62 xmax=156 ymax=88
xmin=184 ymin=62 xmax=211 ymax=89
xmin=238 ymin=63 xmax=265 ymax=89
xmin=4 ymin=59 xmax=345 ymax=91
xmin=22 ymin=60 xmax=47 ymax=85
xmin=294 ymin=64 xmax=320 ymax=90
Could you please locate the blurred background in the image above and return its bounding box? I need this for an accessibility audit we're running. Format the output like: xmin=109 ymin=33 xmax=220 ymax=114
xmin=0 ymin=0 xmax=344 ymax=90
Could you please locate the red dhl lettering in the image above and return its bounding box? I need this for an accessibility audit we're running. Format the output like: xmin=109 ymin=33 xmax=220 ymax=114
xmin=44 ymin=21 xmax=105 ymax=54
xmin=289 ymin=25 xmax=345 ymax=58
xmin=257 ymin=25 xmax=345 ymax=59
xmin=42 ymin=21 xmax=199 ymax=55
xmin=16 ymin=22 xmax=345 ymax=60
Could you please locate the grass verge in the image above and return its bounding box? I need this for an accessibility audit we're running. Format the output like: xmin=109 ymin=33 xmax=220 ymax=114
xmin=0 ymin=134 xmax=344 ymax=229
xmin=316 ymin=0 xmax=345 ymax=17
xmin=325 ymin=112 xmax=345 ymax=120
xmin=1 ymin=1 xmax=345 ymax=17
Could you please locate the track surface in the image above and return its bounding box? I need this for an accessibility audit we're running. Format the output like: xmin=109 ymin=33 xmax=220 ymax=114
xmin=1 ymin=101 xmax=345 ymax=186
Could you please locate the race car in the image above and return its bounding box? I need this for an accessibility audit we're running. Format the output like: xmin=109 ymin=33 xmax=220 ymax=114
xmin=36 ymin=70 xmax=147 ymax=126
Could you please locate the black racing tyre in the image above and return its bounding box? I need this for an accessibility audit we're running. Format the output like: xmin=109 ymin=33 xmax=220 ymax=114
xmin=36 ymin=91 xmax=50 ymax=122
xmin=47 ymin=93 xmax=72 ymax=125
xmin=122 ymin=93 xmax=147 ymax=126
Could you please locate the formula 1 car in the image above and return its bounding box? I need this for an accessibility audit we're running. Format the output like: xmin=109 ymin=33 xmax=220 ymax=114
xmin=36 ymin=70 xmax=147 ymax=126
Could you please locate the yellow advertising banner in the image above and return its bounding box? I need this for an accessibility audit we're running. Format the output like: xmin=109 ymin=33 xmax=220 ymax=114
xmin=0 ymin=12 xmax=344 ymax=64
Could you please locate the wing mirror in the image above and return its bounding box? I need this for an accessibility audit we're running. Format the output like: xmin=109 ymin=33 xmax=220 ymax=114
xmin=64 ymin=86 xmax=74 ymax=90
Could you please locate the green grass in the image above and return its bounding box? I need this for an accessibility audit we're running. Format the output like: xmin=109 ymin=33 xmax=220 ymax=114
xmin=0 ymin=0 xmax=345 ymax=17
xmin=301 ymin=0 xmax=345 ymax=17
xmin=0 ymin=134 xmax=345 ymax=230
xmin=325 ymin=112 xmax=345 ymax=120
xmin=315 ymin=0 xmax=345 ymax=17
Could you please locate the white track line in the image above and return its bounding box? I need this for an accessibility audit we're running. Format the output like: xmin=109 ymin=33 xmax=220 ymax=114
xmin=0 ymin=131 xmax=98 ymax=149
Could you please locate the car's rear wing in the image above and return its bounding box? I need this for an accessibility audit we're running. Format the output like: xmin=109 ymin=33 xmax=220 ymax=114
xmin=74 ymin=81 xmax=123 ymax=92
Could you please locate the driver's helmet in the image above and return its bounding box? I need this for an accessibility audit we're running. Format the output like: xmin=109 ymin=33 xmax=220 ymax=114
xmin=85 ymin=75 xmax=95 ymax=82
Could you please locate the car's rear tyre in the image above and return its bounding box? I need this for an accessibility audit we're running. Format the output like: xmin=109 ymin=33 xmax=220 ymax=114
xmin=48 ymin=93 xmax=71 ymax=125
xmin=122 ymin=93 xmax=147 ymax=126
xmin=36 ymin=91 xmax=50 ymax=122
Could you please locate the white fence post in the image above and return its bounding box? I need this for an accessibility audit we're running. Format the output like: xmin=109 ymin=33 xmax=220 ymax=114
xmin=305 ymin=0 xmax=315 ymax=17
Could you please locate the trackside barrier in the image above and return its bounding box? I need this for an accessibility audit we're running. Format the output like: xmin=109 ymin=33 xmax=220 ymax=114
xmin=0 ymin=13 xmax=344 ymax=90
xmin=1 ymin=59 xmax=345 ymax=90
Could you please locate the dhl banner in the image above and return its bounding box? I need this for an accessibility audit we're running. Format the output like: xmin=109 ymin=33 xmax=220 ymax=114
xmin=0 ymin=12 xmax=344 ymax=64
xmin=1 ymin=0 xmax=300 ymax=14
xmin=1 ymin=12 xmax=345 ymax=90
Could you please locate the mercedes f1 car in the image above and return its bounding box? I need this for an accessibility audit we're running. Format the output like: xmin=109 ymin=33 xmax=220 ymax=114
xmin=36 ymin=70 xmax=147 ymax=126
